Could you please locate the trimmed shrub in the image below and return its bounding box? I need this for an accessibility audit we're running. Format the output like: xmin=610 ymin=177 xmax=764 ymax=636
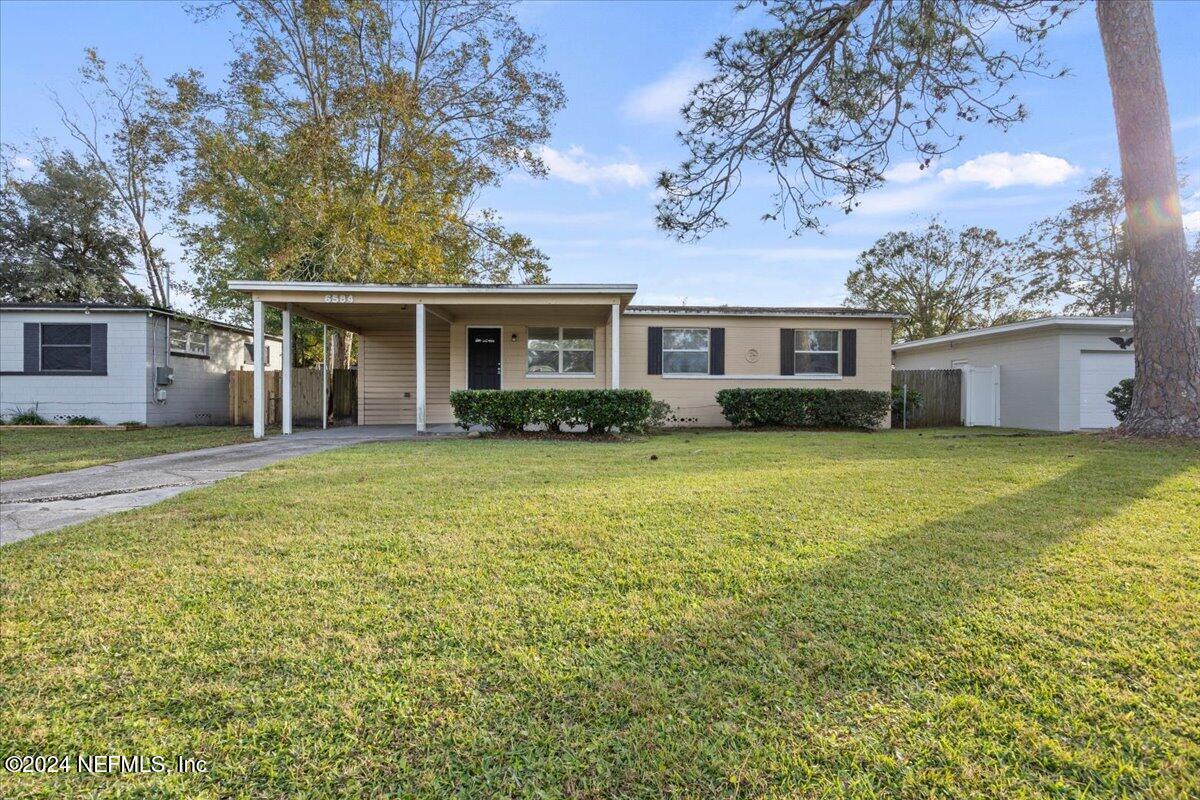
xmin=1107 ymin=378 xmax=1133 ymax=423
xmin=716 ymin=388 xmax=890 ymax=430
xmin=66 ymin=415 xmax=103 ymax=426
xmin=6 ymin=406 xmax=48 ymax=425
xmin=449 ymin=389 xmax=656 ymax=434
xmin=891 ymin=385 xmax=924 ymax=426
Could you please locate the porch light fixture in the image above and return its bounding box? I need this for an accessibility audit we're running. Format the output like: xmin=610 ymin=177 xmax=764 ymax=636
xmin=511 ymin=332 xmax=518 ymax=342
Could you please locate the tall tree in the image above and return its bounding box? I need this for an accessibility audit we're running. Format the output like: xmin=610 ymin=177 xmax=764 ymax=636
xmin=55 ymin=50 xmax=182 ymax=308
xmin=1096 ymin=0 xmax=1199 ymax=437
xmin=1023 ymin=170 xmax=1200 ymax=317
xmin=180 ymin=0 xmax=564 ymax=366
xmin=845 ymin=221 xmax=1041 ymax=342
xmin=1024 ymin=171 xmax=1133 ymax=316
xmin=659 ymin=0 xmax=1199 ymax=437
xmin=0 ymin=149 xmax=143 ymax=304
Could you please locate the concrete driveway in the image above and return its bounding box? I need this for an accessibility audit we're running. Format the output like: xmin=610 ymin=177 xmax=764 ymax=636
xmin=1 ymin=425 xmax=463 ymax=545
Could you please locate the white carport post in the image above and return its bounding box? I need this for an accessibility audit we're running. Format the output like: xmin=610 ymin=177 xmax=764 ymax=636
xmin=611 ymin=300 xmax=621 ymax=389
xmin=417 ymin=303 xmax=427 ymax=434
xmin=252 ymin=299 xmax=265 ymax=439
xmin=281 ymin=304 xmax=292 ymax=435
xmin=321 ymin=325 xmax=328 ymax=430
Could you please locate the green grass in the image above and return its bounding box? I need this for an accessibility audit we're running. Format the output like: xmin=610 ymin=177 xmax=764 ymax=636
xmin=0 ymin=426 xmax=257 ymax=480
xmin=2 ymin=430 xmax=1198 ymax=798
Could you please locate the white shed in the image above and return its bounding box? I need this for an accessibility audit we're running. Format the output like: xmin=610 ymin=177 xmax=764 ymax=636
xmin=893 ymin=316 xmax=1148 ymax=431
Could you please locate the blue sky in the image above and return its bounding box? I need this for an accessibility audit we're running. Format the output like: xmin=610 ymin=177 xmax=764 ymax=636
xmin=3 ymin=0 xmax=1199 ymax=310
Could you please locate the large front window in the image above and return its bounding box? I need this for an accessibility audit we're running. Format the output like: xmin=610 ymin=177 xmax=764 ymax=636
xmin=663 ymin=328 xmax=709 ymax=374
xmin=794 ymin=329 xmax=840 ymax=374
xmin=40 ymin=323 xmax=92 ymax=372
xmin=526 ymin=327 xmax=595 ymax=375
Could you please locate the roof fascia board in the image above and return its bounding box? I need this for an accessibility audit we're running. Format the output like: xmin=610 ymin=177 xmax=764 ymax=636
xmin=892 ymin=317 xmax=1134 ymax=351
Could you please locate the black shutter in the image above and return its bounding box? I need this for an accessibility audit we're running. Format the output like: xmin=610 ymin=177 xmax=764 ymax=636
xmin=647 ymin=326 xmax=663 ymax=375
xmin=90 ymin=324 xmax=107 ymax=374
xmin=24 ymin=323 xmax=40 ymax=373
xmin=841 ymin=328 xmax=857 ymax=376
xmin=780 ymin=329 xmax=794 ymax=375
xmin=709 ymin=328 xmax=725 ymax=375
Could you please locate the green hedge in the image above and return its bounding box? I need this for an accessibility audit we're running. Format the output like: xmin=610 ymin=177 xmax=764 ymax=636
xmin=715 ymin=388 xmax=890 ymax=429
xmin=449 ymin=389 xmax=657 ymax=434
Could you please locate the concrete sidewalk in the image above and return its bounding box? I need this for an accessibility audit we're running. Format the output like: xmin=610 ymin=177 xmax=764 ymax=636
xmin=1 ymin=425 xmax=462 ymax=545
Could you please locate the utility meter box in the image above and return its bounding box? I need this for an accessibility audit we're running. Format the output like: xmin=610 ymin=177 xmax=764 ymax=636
xmin=156 ymin=366 xmax=174 ymax=386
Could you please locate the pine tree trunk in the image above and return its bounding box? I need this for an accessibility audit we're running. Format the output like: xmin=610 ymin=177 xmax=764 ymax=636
xmin=331 ymin=330 xmax=355 ymax=369
xmin=1097 ymin=0 xmax=1200 ymax=437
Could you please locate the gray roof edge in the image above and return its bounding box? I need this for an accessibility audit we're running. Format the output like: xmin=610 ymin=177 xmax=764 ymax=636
xmin=0 ymin=303 xmax=280 ymax=339
xmin=625 ymin=305 xmax=902 ymax=318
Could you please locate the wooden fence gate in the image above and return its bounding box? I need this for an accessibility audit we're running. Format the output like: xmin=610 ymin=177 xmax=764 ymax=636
xmin=892 ymin=369 xmax=963 ymax=428
xmin=228 ymin=368 xmax=357 ymax=426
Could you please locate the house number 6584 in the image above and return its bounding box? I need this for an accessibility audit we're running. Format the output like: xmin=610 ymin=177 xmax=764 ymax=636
xmin=324 ymin=294 xmax=354 ymax=303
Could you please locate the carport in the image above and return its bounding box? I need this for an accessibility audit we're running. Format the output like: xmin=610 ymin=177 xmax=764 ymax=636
xmin=228 ymin=281 xmax=636 ymax=438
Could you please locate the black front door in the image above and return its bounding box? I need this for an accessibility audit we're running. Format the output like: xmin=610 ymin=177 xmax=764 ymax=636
xmin=467 ymin=327 xmax=502 ymax=389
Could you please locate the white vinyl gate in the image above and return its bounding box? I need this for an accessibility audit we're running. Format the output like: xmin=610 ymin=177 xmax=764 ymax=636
xmin=961 ymin=365 xmax=1000 ymax=427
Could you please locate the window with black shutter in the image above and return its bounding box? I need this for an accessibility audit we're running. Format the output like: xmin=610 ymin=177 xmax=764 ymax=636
xmin=39 ymin=324 xmax=93 ymax=372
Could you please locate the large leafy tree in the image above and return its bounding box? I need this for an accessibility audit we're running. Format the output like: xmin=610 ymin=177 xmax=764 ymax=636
xmin=0 ymin=149 xmax=143 ymax=304
xmin=845 ymin=221 xmax=1041 ymax=342
xmin=179 ymin=0 xmax=564 ymax=365
xmin=1023 ymin=170 xmax=1200 ymax=317
xmin=1022 ymin=171 xmax=1134 ymax=317
xmin=659 ymin=0 xmax=1200 ymax=437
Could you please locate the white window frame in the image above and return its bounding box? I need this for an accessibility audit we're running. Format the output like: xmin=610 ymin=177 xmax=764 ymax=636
xmin=794 ymin=329 xmax=841 ymax=376
xmin=170 ymin=329 xmax=210 ymax=357
xmin=662 ymin=327 xmax=710 ymax=376
xmin=525 ymin=326 xmax=595 ymax=377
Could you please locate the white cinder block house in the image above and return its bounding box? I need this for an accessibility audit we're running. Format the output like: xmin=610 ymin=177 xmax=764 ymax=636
xmin=892 ymin=303 xmax=1200 ymax=431
xmin=0 ymin=304 xmax=281 ymax=425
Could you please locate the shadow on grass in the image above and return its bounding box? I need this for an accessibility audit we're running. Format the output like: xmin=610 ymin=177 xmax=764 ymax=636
xmin=511 ymin=447 xmax=1199 ymax=795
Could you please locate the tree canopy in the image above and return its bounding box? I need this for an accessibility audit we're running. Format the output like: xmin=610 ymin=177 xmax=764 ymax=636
xmin=0 ymin=149 xmax=144 ymax=304
xmin=656 ymin=0 xmax=1077 ymax=239
xmin=179 ymin=0 xmax=564 ymax=320
xmin=845 ymin=220 xmax=1042 ymax=342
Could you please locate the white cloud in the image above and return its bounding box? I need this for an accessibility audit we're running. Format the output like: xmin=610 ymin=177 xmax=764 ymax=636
xmin=938 ymin=151 xmax=1080 ymax=189
xmin=883 ymin=161 xmax=934 ymax=184
xmin=540 ymin=145 xmax=651 ymax=189
xmin=1183 ymin=211 xmax=1200 ymax=233
xmin=622 ymin=61 xmax=707 ymax=124
xmin=854 ymin=182 xmax=949 ymax=216
xmin=12 ymin=156 xmax=34 ymax=172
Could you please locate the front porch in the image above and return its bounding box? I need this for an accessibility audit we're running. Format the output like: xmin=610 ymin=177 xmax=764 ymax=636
xmin=230 ymin=282 xmax=637 ymax=437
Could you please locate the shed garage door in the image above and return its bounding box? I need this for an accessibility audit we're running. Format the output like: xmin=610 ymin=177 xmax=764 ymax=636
xmin=1079 ymin=351 xmax=1135 ymax=428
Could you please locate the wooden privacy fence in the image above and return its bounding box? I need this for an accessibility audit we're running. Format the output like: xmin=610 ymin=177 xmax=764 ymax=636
xmin=228 ymin=368 xmax=357 ymax=426
xmin=892 ymin=369 xmax=962 ymax=428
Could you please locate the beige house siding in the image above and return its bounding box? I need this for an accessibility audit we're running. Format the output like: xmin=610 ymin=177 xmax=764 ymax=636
xmin=621 ymin=314 xmax=893 ymax=426
xmin=359 ymin=317 xmax=452 ymax=424
xmin=357 ymin=309 xmax=893 ymax=427
xmin=448 ymin=309 xmax=611 ymax=393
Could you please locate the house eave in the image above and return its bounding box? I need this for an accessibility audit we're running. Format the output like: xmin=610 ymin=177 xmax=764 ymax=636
xmin=892 ymin=316 xmax=1137 ymax=352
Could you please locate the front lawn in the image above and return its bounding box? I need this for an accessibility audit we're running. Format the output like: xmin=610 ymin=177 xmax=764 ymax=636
xmin=0 ymin=426 xmax=257 ymax=480
xmin=2 ymin=430 xmax=1198 ymax=797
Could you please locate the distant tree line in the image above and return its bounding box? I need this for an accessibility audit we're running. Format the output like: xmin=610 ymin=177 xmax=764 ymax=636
xmin=845 ymin=172 xmax=1200 ymax=343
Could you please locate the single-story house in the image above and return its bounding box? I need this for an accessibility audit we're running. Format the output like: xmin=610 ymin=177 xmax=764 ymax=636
xmin=228 ymin=281 xmax=900 ymax=435
xmin=0 ymin=303 xmax=282 ymax=425
xmin=892 ymin=303 xmax=1200 ymax=431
